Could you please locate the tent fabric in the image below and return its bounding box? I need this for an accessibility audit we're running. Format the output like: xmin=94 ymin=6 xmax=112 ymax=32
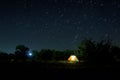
xmin=68 ymin=55 xmax=79 ymax=62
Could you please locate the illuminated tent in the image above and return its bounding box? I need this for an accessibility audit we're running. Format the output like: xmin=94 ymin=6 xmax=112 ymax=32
xmin=68 ymin=55 xmax=79 ymax=62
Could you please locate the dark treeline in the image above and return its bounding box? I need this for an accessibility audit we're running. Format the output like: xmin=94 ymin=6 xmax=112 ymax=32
xmin=0 ymin=45 xmax=73 ymax=63
xmin=0 ymin=39 xmax=120 ymax=66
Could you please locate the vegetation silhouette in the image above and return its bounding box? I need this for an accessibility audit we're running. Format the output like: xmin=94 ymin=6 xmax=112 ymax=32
xmin=0 ymin=39 xmax=120 ymax=69
xmin=14 ymin=45 xmax=29 ymax=62
xmin=0 ymin=51 xmax=9 ymax=63
xmin=77 ymin=39 xmax=115 ymax=66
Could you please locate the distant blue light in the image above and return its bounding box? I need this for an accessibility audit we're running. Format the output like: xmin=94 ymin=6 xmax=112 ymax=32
xmin=28 ymin=52 xmax=32 ymax=56
xmin=27 ymin=51 xmax=33 ymax=58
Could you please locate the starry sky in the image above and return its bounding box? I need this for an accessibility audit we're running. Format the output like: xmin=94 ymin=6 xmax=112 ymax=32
xmin=0 ymin=0 xmax=120 ymax=53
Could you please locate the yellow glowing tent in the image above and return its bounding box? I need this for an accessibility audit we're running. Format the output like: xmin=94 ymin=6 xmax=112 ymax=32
xmin=68 ymin=55 xmax=79 ymax=62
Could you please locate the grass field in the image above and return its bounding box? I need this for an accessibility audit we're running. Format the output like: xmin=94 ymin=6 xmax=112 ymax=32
xmin=0 ymin=61 xmax=120 ymax=79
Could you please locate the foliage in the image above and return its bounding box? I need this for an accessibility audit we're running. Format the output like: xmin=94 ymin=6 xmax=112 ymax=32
xmin=0 ymin=39 xmax=120 ymax=66
xmin=0 ymin=52 xmax=9 ymax=62
xmin=77 ymin=39 xmax=115 ymax=65
xmin=39 ymin=49 xmax=54 ymax=61
xmin=14 ymin=45 xmax=29 ymax=62
xmin=111 ymin=46 xmax=120 ymax=61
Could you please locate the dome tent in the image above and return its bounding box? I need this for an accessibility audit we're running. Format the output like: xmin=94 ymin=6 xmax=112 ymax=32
xmin=68 ymin=55 xmax=79 ymax=63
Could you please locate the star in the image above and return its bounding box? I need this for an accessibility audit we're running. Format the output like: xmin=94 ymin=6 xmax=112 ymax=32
xmin=0 ymin=0 xmax=120 ymax=53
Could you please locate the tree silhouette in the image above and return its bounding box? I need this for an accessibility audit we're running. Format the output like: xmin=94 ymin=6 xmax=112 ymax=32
xmin=95 ymin=40 xmax=114 ymax=65
xmin=32 ymin=50 xmax=40 ymax=62
xmin=8 ymin=53 xmax=15 ymax=62
xmin=0 ymin=52 xmax=9 ymax=63
xmin=78 ymin=39 xmax=115 ymax=65
xmin=14 ymin=45 xmax=29 ymax=62
xmin=111 ymin=45 xmax=120 ymax=62
xmin=77 ymin=39 xmax=96 ymax=64
xmin=63 ymin=49 xmax=73 ymax=60
xmin=53 ymin=50 xmax=63 ymax=61
xmin=39 ymin=49 xmax=54 ymax=61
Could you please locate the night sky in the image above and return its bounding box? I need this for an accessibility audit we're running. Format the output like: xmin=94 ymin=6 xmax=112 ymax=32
xmin=0 ymin=0 xmax=120 ymax=53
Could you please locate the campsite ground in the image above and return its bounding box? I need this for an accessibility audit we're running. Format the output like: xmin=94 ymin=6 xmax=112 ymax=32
xmin=1 ymin=61 xmax=120 ymax=79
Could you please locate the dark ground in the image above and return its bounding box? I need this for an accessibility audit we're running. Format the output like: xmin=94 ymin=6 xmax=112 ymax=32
xmin=0 ymin=62 xmax=120 ymax=79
